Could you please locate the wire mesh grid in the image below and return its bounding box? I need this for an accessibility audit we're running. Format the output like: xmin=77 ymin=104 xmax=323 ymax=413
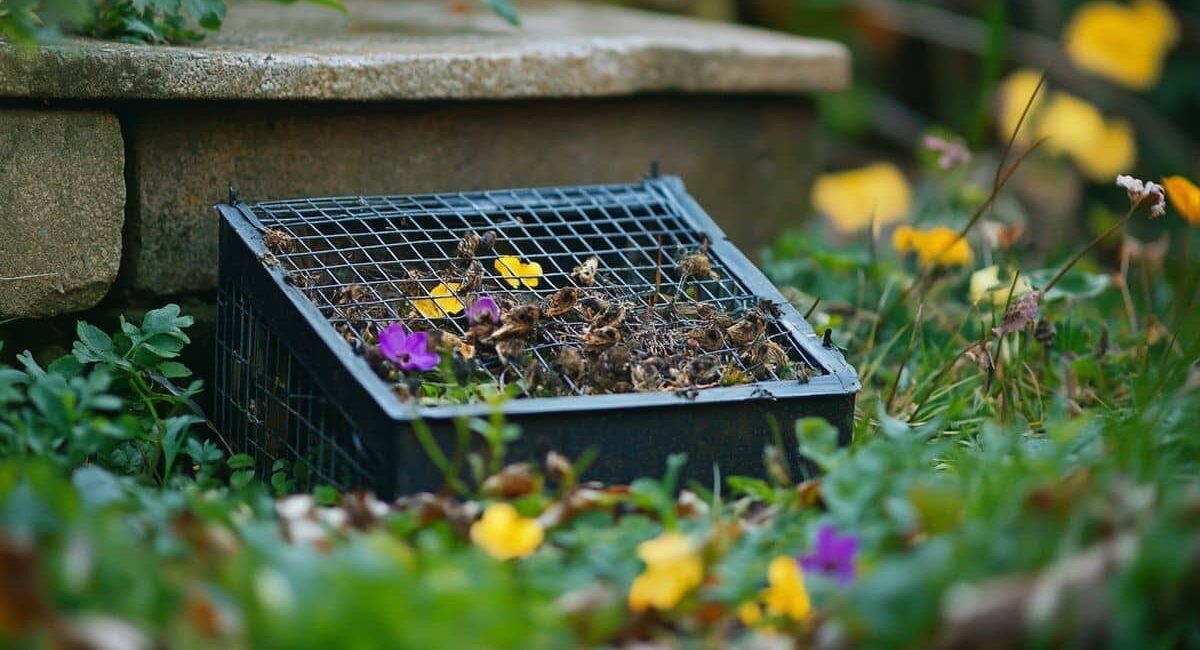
xmin=249 ymin=181 xmax=820 ymax=397
xmin=215 ymin=281 xmax=378 ymax=488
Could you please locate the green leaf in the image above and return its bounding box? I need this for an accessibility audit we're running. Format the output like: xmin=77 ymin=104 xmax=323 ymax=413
xmin=157 ymin=361 xmax=192 ymax=378
xmin=77 ymin=322 xmax=113 ymax=353
xmin=1029 ymin=268 xmax=1111 ymax=302
xmin=482 ymin=0 xmax=519 ymax=25
xmin=47 ymin=355 xmax=84 ymax=377
xmin=314 ymin=484 xmax=339 ymax=505
xmin=230 ymin=469 xmax=255 ymax=490
xmin=228 ymin=453 xmax=255 ymax=470
xmin=72 ymin=466 xmax=126 ymax=508
xmin=796 ymin=417 xmax=839 ymax=470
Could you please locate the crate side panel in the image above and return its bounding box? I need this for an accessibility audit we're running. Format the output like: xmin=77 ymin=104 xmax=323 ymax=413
xmin=216 ymin=280 xmax=387 ymax=491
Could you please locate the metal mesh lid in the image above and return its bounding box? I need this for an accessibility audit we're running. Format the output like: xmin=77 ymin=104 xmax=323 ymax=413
xmin=248 ymin=181 xmax=820 ymax=399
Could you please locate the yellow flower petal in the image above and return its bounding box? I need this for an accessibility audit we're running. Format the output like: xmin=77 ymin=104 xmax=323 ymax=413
xmin=891 ymin=225 xmax=917 ymax=255
xmin=1075 ymin=118 xmax=1136 ymax=183
xmin=469 ymin=503 xmax=544 ymax=560
xmin=996 ymin=69 xmax=1045 ymax=144
xmin=1034 ymin=93 xmax=1136 ymax=183
xmin=1037 ymin=93 xmax=1106 ymax=160
xmin=737 ymin=601 xmax=763 ymax=626
xmin=627 ymin=533 xmax=704 ymax=612
xmin=411 ymin=282 xmax=464 ymax=319
xmin=969 ymin=266 xmax=1034 ymax=306
xmin=813 ymin=163 xmax=912 ymax=233
xmin=897 ymin=226 xmax=972 ymax=269
xmin=761 ymin=556 xmax=811 ymax=623
xmin=494 ymin=256 xmax=543 ymax=289
xmin=1064 ymin=0 xmax=1179 ymax=90
xmin=1163 ymin=176 xmax=1200 ymax=225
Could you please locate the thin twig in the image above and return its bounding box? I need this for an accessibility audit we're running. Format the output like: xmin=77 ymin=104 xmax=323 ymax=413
xmin=1042 ymin=208 xmax=1137 ymax=294
xmin=886 ymin=303 xmax=923 ymax=413
xmin=652 ymin=235 xmax=664 ymax=305
xmin=804 ymin=296 xmax=821 ymax=320
xmin=0 ymin=272 xmax=58 ymax=282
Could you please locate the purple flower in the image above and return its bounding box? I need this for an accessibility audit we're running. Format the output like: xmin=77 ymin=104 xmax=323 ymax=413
xmin=923 ymin=135 xmax=971 ymax=170
xmin=466 ymin=296 xmax=501 ymax=324
xmin=798 ymin=524 xmax=859 ymax=585
xmin=378 ymin=324 xmax=440 ymax=372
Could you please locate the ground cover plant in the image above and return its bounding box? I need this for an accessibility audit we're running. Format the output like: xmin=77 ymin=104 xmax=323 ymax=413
xmin=3 ymin=100 xmax=1200 ymax=645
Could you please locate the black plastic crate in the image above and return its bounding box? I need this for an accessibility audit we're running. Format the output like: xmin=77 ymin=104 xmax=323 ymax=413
xmin=215 ymin=175 xmax=859 ymax=496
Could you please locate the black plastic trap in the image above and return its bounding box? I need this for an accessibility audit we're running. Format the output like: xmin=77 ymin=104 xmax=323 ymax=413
xmin=215 ymin=176 xmax=859 ymax=496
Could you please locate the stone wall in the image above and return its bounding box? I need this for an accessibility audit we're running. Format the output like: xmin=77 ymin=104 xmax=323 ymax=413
xmin=123 ymin=96 xmax=819 ymax=294
xmin=0 ymin=0 xmax=849 ymax=316
xmin=0 ymin=110 xmax=124 ymax=318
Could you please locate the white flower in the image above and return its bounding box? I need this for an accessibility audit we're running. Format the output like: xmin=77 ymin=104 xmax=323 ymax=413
xmin=1116 ymin=174 xmax=1166 ymax=217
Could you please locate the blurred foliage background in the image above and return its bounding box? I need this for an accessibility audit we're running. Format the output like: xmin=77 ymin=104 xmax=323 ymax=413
xmin=613 ymin=0 xmax=1200 ymax=259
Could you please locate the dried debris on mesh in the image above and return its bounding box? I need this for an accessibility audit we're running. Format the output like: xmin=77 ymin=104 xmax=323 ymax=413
xmin=263 ymin=227 xmax=811 ymax=401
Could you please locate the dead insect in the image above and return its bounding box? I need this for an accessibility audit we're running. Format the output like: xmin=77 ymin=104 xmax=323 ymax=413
xmin=334 ymin=284 xmax=371 ymax=306
xmin=581 ymin=325 xmax=622 ymax=354
xmin=756 ymin=299 xmax=784 ymax=318
xmin=480 ymin=230 xmax=498 ymax=254
xmin=543 ymin=286 xmax=580 ymax=318
xmin=631 ymin=358 xmax=665 ymax=392
xmin=456 ymin=231 xmax=481 ymax=262
xmin=718 ymin=363 xmax=751 ymax=387
xmin=262 ymin=228 xmax=295 ymax=253
xmin=1034 ymin=318 xmax=1057 ymax=347
xmin=589 ymin=302 xmax=627 ymax=330
xmin=488 ymin=304 xmax=541 ymax=340
xmin=401 ymin=269 xmax=424 ymax=297
xmin=672 ymin=301 xmax=715 ymax=321
xmin=687 ymin=325 xmax=726 ymax=352
xmin=571 ymin=256 xmax=600 ymax=287
xmin=743 ymin=339 xmax=789 ymax=375
xmin=460 ymin=260 xmax=485 ymax=295
xmin=427 ymin=330 xmax=463 ymax=353
xmin=591 ymin=344 xmax=632 ymax=390
xmin=726 ymin=309 xmax=767 ymax=347
xmin=495 ymin=337 xmax=527 ymax=365
xmin=577 ymin=294 xmax=610 ymax=320
xmin=555 ymin=347 xmax=586 ymax=384
xmin=678 ymin=252 xmax=719 ymax=281
xmin=682 ymin=355 xmax=720 ymax=386
xmin=522 ymin=363 xmax=564 ymax=397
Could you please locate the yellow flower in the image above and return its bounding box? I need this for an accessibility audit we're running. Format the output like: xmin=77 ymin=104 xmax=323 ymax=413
xmin=1064 ymin=0 xmax=1179 ymax=90
xmin=469 ymin=503 xmax=544 ymax=560
xmin=411 ymin=282 xmax=464 ymax=319
xmin=893 ymin=226 xmax=972 ymax=269
xmin=737 ymin=601 xmax=763 ymax=626
xmin=627 ymin=532 xmax=704 ymax=612
xmin=969 ymin=266 xmax=1034 ymax=306
xmin=1036 ymin=93 xmax=1136 ymax=182
xmin=1163 ymin=176 xmax=1200 ymax=225
xmin=997 ymin=69 xmax=1045 ymax=144
xmin=760 ymin=556 xmax=811 ymax=622
xmin=812 ymin=163 xmax=912 ymax=233
xmin=494 ymin=256 xmax=543 ymax=289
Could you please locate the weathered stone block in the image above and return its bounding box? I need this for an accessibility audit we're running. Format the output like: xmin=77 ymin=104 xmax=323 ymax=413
xmin=124 ymin=97 xmax=822 ymax=293
xmin=0 ymin=110 xmax=124 ymax=318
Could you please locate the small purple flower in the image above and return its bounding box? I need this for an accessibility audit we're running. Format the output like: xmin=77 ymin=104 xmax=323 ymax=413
xmin=378 ymin=324 xmax=440 ymax=372
xmin=798 ymin=524 xmax=859 ymax=585
xmin=466 ymin=296 xmax=501 ymax=324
